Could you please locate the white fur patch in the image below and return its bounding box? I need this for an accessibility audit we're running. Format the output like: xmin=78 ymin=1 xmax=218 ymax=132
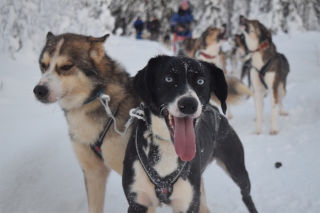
xmin=150 ymin=115 xmax=179 ymax=177
xmin=131 ymin=160 xmax=194 ymax=211
xmin=38 ymin=39 xmax=65 ymax=102
xmin=167 ymin=87 xmax=202 ymax=118
xmin=170 ymin=178 xmax=194 ymax=212
xmin=197 ymin=42 xmax=223 ymax=69
xmin=131 ymin=160 xmax=160 ymax=207
xmin=241 ymin=24 xmax=259 ymax=51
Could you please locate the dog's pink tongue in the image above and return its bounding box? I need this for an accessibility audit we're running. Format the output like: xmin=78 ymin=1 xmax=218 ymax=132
xmin=173 ymin=116 xmax=196 ymax=161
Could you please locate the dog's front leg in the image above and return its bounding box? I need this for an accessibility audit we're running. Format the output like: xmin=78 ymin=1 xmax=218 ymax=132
xmin=72 ymin=142 xmax=111 ymax=213
xmin=199 ymin=177 xmax=210 ymax=213
xmin=251 ymin=70 xmax=265 ymax=134
xmin=265 ymin=72 xmax=278 ymax=135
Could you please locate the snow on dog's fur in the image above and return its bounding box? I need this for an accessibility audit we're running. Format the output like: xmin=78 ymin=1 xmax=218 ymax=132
xmin=122 ymin=56 xmax=258 ymax=213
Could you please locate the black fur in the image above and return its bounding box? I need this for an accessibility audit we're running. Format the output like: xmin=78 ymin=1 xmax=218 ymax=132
xmin=134 ymin=56 xmax=227 ymax=115
xmin=123 ymin=56 xmax=258 ymax=212
xmin=258 ymin=22 xmax=272 ymax=43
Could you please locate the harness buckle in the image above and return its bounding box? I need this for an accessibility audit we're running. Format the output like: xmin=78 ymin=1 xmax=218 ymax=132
xmin=155 ymin=184 xmax=173 ymax=204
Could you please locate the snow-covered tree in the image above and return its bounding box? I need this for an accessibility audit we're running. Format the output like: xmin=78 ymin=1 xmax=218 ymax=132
xmin=0 ymin=0 xmax=114 ymax=55
xmin=0 ymin=0 xmax=319 ymax=55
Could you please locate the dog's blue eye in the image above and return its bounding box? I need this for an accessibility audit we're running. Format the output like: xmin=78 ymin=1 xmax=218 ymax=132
xmin=197 ymin=78 xmax=205 ymax=85
xmin=165 ymin=76 xmax=173 ymax=83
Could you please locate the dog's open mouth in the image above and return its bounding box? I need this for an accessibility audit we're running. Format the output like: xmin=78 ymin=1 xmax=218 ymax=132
xmin=164 ymin=109 xmax=196 ymax=162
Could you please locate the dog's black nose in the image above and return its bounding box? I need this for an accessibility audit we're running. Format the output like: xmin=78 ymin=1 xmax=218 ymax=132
xmin=178 ymin=97 xmax=198 ymax=115
xmin=33 ymin=85 xmax=49 ymax=99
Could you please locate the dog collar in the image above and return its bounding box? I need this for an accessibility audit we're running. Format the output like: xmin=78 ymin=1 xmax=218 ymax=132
xmin=197 ymin=50 xmax=217 ymax=59
xmin=135 ymin=122 xmax=188 ymax=204
xmin=250 ymin=41 xmax=269 ymax=53
xmin=83 ymin=86 xmax=104 ymax=105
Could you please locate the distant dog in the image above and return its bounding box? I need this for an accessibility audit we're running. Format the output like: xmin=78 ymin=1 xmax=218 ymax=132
xmin=33 ymin=32 xmax=140 ymax=213
xmin=122 ymin=56 xmax=258 ymax=213
xmin=240 ymin=15 xmax=290 ymax=134
xmin=180 ymin=37 xmax=204 ymax=58
xmin=192 ymin=27 xmax=252 ymax=119
xmin=195 ymin=27 xmax=225 ymax=70
xmin=162 ymin=34 xmax=172 ymax=50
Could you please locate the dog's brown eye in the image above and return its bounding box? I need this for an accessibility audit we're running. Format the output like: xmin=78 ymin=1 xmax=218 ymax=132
xmin=60 ymin=64 xmax=74 ymax=71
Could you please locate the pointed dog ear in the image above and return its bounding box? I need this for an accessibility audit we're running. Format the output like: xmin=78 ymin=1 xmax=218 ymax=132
xmin=88 ymin=34 xmax=110 ymax=43
xmin=88 ymin=34 xmax=110 ymax=63
xmin=202 ymin=61 xmax=228 ymax=114
xmin=46 ymin=32 xmax=54 ymax=41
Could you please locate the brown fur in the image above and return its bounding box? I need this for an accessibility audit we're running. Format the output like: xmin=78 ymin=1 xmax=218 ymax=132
xmin=211 ymin=76 xmax=252 ymax=108
xmin=35 ymin=33 xmax=142 ymax=213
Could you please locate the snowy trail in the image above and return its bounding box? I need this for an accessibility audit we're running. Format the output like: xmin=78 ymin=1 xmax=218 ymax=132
xmin=0 ymin=33 xmax=320 ymax=213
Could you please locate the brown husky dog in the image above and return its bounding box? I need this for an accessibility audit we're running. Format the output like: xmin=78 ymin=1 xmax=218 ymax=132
xmin=239 ymin=16 xmax=289 ymax=135
xmin=33 ymin=32 xmax=212 ymax=213
xmin=33 ymin=32 xmax=141 ymax=213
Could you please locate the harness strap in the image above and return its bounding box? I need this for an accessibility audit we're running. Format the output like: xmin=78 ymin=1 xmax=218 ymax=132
xmin=252 ymin=57 xmax=273 ymax=89
xmin=197 ymin=50 xmax=217 ymax=59
xmin=83 ymin=86 xmax=104 ymax=105
xmin=135 ymin=124 xmax=187 ymax=204
xmin=90 ymin=104 xmax=120 ymax=159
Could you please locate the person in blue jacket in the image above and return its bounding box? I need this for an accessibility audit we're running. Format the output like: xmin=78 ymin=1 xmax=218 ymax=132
xmin=170 ymin=0 xmax=193 ymax=38
xmin=133 ymin=17 xmax=144 ymax=39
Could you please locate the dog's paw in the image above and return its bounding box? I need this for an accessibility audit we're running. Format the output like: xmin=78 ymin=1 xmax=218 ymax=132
xmin=254 ymin=129 xmax=262 ymax=135
xmin=227 ymin=114 xmax=233 ymax=120
xmin=280 ymin=111 xmax=289 ymax=116
xmin=270 ymin=129 xmax=278 ymax=135
xmin=199 ymin=206 xmax=210 ymax=213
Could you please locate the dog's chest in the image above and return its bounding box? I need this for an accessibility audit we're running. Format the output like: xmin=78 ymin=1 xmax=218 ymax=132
xmin=129 ymin=115 xmax=194 ymax=208
xmin=197 ymin=44 xmax=223 ymax=69
xmin=147 ymin=115 xmax=179 ymax=177
xmin=252 ymin=52 xmax=264 ymax=69
xmin=131 ymin=160 xmax=193 ymax=210
xmin=236 ymin=48 xmax=246 ymax=61
xmin=66 ymin=109 xmax=103 ymax=144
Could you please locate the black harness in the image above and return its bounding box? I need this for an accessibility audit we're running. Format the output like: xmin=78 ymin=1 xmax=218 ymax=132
xmin=83 ymin=87 xmax=120 ymax=160
xmin=252 ymin=57 xmax=274 ymax=89
xmin=90 ymin=104 xmax=120 ymax=159
xmin=135 ymin=121 xmax=188 ymax=204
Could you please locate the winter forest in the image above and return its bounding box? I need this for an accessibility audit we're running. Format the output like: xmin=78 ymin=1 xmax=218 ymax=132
xmin=0 ymin=0 xmax=319 ymax=54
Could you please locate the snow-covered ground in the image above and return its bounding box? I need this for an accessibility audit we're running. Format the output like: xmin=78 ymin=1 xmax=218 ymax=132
xmin=0 ymin=32 xmax=320 ymax=213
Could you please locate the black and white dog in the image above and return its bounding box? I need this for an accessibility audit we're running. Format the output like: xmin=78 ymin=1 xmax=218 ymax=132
xmin=122 ymin=56 xmax=258 ymax=213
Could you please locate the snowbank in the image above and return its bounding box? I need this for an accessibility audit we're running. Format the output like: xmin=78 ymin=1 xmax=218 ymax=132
xmin=0 ymin=32 xmax=320 ymax=212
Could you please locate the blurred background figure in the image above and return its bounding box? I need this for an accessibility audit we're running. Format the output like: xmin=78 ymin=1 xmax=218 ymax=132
xmin=170 ymin=0 xmax=193 ymax=54
xmin=147 ymin=16 xmax=161 ymax=41
xmin=133 ymin=16 xmax=144 ymax=39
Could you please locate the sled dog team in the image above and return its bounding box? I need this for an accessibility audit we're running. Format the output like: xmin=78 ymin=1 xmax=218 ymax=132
xmin=33 ymin=15 xmax=289 ymax=213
